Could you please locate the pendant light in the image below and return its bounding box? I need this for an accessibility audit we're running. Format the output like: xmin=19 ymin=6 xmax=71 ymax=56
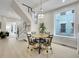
xmin=38 ymin=0 xmax=44 ymax=19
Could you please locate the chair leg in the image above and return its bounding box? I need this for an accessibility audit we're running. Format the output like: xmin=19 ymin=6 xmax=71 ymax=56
xmin=27 ymin=46 xmax=29 ymax=49
xmin=46 ymin=50 xmax=48 ymax=53
xmin=50 ymin=46 xmax=53 ymax=54
xmin=31 ymin=49 xmax=33 ymax=51
xmin=50 ymin=47 xmax=52 ymax=50
xmin=50 ymin=45 xmax=52 ymax=50
xmin=46 ymin=47 xmax=48 ymax=53
xmin=27 ymin=44 xmax=30 ymax=49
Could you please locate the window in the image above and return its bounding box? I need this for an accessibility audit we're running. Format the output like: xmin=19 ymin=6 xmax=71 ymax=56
xmin=60 ymin=23 xmax=66 ymax=33
xmin=55 ymin=10 xmax=75 ymax=36
xmin=71 ymin=23 xmax=74 ymax=33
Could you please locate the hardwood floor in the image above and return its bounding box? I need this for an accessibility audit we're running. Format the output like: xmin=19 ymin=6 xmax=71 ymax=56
xmin=0 ymin=37 xmax=79 ymax=58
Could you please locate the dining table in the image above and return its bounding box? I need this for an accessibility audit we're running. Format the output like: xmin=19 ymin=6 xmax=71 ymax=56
xmin=32 ymin=33 xmax=49 ymax=54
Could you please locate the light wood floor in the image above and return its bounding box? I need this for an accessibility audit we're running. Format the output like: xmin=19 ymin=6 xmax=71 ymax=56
xmin=0 ymin=38 xmax=79 ymax=58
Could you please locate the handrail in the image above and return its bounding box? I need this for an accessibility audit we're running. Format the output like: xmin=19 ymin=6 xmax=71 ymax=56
xmin=17 ymin=27 xmax=27 ymax=39
xmin=22 ymin=3 xmax=33 ymax=12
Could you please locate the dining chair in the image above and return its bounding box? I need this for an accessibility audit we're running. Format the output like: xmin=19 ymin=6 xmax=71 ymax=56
xmin=43 ymin=35 xmax=53 ymax=53
xmin=27 ymin=34 xmax=37 ymax=51
xmin=45 ymin=32 xmax=50 ymax=35
xmin=31 ymin=32 xmax=36 ymax=34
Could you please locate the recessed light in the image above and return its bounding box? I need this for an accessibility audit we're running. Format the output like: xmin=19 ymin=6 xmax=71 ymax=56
xmin=62 ymin=0 xmax=66 ymax=3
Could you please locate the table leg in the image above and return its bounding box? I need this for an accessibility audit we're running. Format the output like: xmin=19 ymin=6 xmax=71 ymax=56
xmin=38 ymin=38 xmax=41 ymax=54
xmin=38 ymin=43 xmax=41 ymax=54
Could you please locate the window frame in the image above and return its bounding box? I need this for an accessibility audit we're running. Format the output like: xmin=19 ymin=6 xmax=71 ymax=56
xmin=60 ymin=23 xmax=66 ymax=33
xmin=54 ymin=9 xmax=75 ymax=38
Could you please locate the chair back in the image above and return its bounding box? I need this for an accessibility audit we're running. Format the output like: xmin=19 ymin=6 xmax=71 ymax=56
xmin=45 ymin=32 xmax=50 ymax=35
xmin=27 ymin=34 xmax=32 ymax=44
xmin=31 ymin=32 xmax=36 ymax=35
xmin=48 ymin=35 xmax=53 ymax=45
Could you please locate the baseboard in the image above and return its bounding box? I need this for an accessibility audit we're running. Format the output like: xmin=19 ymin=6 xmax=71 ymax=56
xmin=53 ymin=42 xmax=77 ymax=49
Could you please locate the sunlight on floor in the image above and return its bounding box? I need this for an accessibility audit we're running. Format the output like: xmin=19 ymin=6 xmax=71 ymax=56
xmin=0 ymin=38 xmax=79 ymax=58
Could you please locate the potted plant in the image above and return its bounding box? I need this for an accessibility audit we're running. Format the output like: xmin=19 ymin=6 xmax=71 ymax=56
xmin=39 ymin=22 xmax=46 ymax=33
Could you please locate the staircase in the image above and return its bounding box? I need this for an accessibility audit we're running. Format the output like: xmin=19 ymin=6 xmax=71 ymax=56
xmin=11 ymin=0 xmax=37 ymax=40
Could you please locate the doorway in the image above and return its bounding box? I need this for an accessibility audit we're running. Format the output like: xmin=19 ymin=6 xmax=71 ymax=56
xmin=6 ymin=22 xmax=17 ymax=38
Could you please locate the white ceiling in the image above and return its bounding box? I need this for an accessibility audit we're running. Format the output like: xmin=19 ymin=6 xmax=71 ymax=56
xmin=0 ymin=0 xmax=78 ymax=12
xmin=34 ymin=0 xmax=79 ymax=13
xmin=16 ymin=0 xmax=48 ymax=8
xmin=0 ymin=0 xmax=20 ymax=19
xmin=0 ymin=0 xmax=78 ymax=17
xmin=16 ymin=0 xmax=79 ymax=13
xmin=0 ymin=0 xmax=12 ymax=11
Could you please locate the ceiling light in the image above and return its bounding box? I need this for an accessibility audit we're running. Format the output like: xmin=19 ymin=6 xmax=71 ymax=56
xmin=38 ymin=13 xmax=44 ymax=18
xmin=62 ymin=0 xmax=66 ymax=3
xmin=38 ymin=0 xmax=44 ymax=19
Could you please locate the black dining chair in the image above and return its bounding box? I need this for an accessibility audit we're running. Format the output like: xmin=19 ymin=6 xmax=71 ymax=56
xmin=43 ymin=35 xmax=53 ymax=53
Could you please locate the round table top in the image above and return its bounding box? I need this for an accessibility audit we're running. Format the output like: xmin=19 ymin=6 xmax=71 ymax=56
xmin=32 ymin=34 xmax=49 ymax=38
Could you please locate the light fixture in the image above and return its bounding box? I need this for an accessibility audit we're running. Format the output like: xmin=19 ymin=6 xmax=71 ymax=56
xmin=38 ymin=0 xmax=44 ymax=19
xmin=38 ymin=14 xmax=44 ymax=18
xmin=62 ymin=0 xmax=66 ymax=3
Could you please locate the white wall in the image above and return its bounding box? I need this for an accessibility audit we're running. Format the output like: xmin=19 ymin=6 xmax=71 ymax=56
xmin=0 ymin=16 xmax=22 ymax=31
xmin=12 ymin=0 xmax=31 ymax=25
xmin=40 ymin=2 xmax=79 ymax=48
xmin=76 ymin=2 xmax=79 ymax=53
xmin=0 ymin=16 xmax=6 ymax=31
xmin=0 ymin=7 xmax=21 ymax=32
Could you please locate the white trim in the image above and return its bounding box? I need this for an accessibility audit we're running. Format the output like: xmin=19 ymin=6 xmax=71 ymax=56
xmin=54 ymin=12 xmax=56 ymax=36
xmin=54 ymin=35 xmax=75 ymax=38
xmin=54 ymin=9 xmax=75 ymax=37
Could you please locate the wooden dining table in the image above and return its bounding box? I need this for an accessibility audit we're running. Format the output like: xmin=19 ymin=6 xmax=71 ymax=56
xmin=32 ymin=33 xmax=49 ymax=38
xmin=32 ymin=33 xmax=49 ymax=54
